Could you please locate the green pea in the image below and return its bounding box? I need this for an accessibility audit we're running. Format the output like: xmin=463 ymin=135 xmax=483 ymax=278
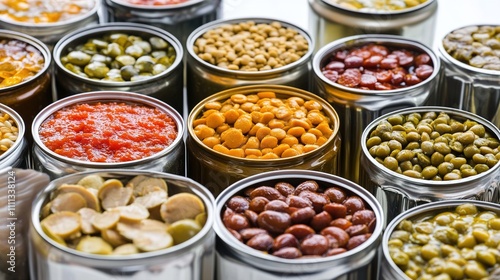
xmin=397 ymin=150 xmax=415 ymax=162
xmin=456 ymin=131 xmax=476 ymax=145
xmin=474 ymin=163 xmax=489 ymax=173
xmin=421 ymin=166 xmax=438 ymax=179
xmin=434 ymin=142 xmax=451 ymax=154
xmin=438 ymin=162 xmax=454 ymax=176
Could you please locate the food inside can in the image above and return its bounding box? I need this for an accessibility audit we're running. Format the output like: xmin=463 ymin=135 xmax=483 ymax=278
xmin=0 ymin=38 xmax=45 ymax=88
xmin=114 ymin=0 xmax=189 ymax=5
xmin=325 ymin=0 xmax=429 ymax=12
xmin=366 ymin=111 xmax=500 ymax=180
xmin=38 ymin=102 xmax=178 ymax=162
xmin=387 ymin=203 xmax=500 ymax=279
xmin=221 ymin=179 xmax=376 ymax=259
xmin=192 ymin=90 xmax=334 ymax=159
xmin=60 ymin=33 xmax=176 ymax=82
xmin=321 ymin=43 xmax=434 ymax=90
xmin=442 ymin=25 xmax=500 ymax=71
xmin=0 ymin=112 xmax=19 ymax=156
xmin=40 ymin=174 xmax=207 ymax=254
xmin=193 ymin=20 xmax=309 ymax=71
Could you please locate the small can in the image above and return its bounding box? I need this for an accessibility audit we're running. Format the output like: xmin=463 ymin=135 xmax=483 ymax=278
xmin=187 ymin=85 xmax=341 ymax=197
xmin=52 ymin=23 xmax=184 ymax=115
xmin=31 ymin=91 xmax=185 ymax=179
xmin=308 ymin=0 xmax=438 ymax=51
xmin=437 ymin=24 xmax=500 ymax=128
xmin=360 ymin=106 xmax=500 ymax=223
xmin=29 ymin=169 xmax=215 ymax=280
xmin=214 ymin=169 xmax=384 ymax=280
xmin=312 ymin=34 xmax=440 ymax=186
xmin=186 ymin=17 xmax=315 ymax=110
xmin=0 ymin=103 xmax=28 ymax=169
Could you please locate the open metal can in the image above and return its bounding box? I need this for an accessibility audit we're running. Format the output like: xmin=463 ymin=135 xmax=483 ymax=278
xmin=29 ymin=170 xmax=215 ymax=280
xmin=214 ymin=169 xmax=384 ymax=280
xmin=31 ymin=91 xmax=185 ymax=179
xmin=0 ymin=103 xmax=28 ymax=169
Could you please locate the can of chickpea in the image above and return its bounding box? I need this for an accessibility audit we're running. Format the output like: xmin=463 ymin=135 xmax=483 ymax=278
xmin=308 ymin=0 xmax=438 ymax=51
xmin=187 ymin=85 xmax=341 ymax=197
xmin=186 ymin=18 xmax=314 ymax=110
xmin=361 ymin=106 xmax=500 ymax=224
xmin=0 ymin=103 xmax=28 ymax=169
xmin=214 ymin=169 xmax=384 ymax=280
xmin=312 ymin=34 xmax=440 ymax=188
xmin=31 ymin=91 xmax=185 ymax=179
xmin=29 ymin=169 xmax=215 ymax=280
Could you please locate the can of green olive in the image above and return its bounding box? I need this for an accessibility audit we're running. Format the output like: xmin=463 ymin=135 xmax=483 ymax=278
xmin=31 ymin=91 xmax=185 ymax=179
xmin=308 ymin=0 xmax=438 ymax=51
xmin=0 ymin=103 xmax=28 ymax=169
xmin=380 ymin=200 xmax=500 ymax=279
xmin=214 ymin=169 xmax=384 ymax=280
xmin=29 ymin=169 xmax=215 ymax=280
xmin=52 ymin=22 xmax=185 ymax=115
xmin=186 ymin=85 xmax=341 ymax=197
xmin=437 ymin=24 xmax=500 ymax=128
xmin=186 ymin=17 xmax=315 ymax=110
xmin=312 ymin=34 xmax=440 ymax=186
xmin=360 ymin=106 xmax=500 ymax=224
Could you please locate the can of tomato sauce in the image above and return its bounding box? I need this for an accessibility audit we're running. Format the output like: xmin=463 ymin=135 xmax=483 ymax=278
xmin=214 ymin=169 xmax=384 ymax=280
xmin=30 ymin=169 xmax=215 ymax=280
xmin=0 ymin=103 xmax=28 ymax=169
xmin=312 ymin=34 xmax=440 ymax=187
xmin=31 ymin=91 xmax=185 ymax=179
xmin=438 ymin=24 xmax=500 ymax=128
xmin=186 ymin=18 xmax=314 ymax=110
xmin=360 ymin=106 xmax=500 ymax=224
xmin=187 ymin=85 xmax=340 ymax=197
xmin=52 ymin=23 xmax=184 ymax=115
xmin=308 ymin=0 xmax=438 ymax=51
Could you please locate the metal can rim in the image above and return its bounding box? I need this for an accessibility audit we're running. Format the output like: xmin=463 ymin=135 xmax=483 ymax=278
xmin=318 ymin=0 xmax=435 ymax=15
xmin=108 ymin=0 xmax=205 ymax=10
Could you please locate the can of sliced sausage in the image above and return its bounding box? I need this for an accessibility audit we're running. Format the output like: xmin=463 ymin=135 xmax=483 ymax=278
xmin=30 ymin=169 xmax=215 ymax=280
xmin=0 ymin=103 xmax=28 ymax=169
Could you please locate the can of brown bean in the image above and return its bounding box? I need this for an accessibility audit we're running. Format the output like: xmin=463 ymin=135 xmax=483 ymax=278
xmin=52 ymin=23 xmax=185 ymax=115
xmin=308 ymin=0 xmax=438 ymax=51
xmin=361 ymin=106 xmax=500 ymax=224
xmin=214 ymin=169 xmax=384 ymax=280
xmin=0 ymin=103 xmax=28 ymax=169
xmin=29 ymin=169 xmax=215 ymax=280
xmin=437 ymin=24 xmax=500 ymax=128
xmin=186 ymin=84 xmax=341 ymax=197
xmin=186 ymin=18 xmax=314 ymax=110
xmin=380 ymin=200 xmax=500 ymax=279
xmin=31 ymin=91 xmax=185 ymax=179
xmin=312 ymin=34 xmax=440 ymax=187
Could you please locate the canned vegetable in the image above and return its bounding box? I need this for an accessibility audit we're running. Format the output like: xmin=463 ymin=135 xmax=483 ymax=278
xmin=0 ymin=103 xmax=28 ymax=169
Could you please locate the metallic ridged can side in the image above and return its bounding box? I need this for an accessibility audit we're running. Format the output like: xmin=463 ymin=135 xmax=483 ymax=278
xmin=52 ymin=23 xmax=185 ymax=115
xmin=308 ymin=0 xmax=438 ymax=51
xmin=29 ymin=170 xmax=215 ymax=280
xmin=186 ymin=17 xmax=315 ymax=111
xmin=360 ymin=106 xmax=500 ymax=224
xmin=312 ymin=34 xmax=440 ymax=188
xmin=186 ymin=85 xmax=340 ymax=197
xmin=31 ymin=91 xmax=186 ymax=179
xmin=0 ymin=103 xmax=28 ymax=169
xmin=214 ymin=169 xmax=384 ymax=280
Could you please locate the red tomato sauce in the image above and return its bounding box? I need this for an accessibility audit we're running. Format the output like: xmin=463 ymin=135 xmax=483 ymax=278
xmin=39 ymin=102 xmax=178 ymax=163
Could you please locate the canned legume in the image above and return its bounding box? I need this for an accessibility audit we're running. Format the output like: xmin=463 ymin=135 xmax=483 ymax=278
xmin=328 ymin=0 xmax=429 ymax=12
xmin=0 ymin=103 xmax=27 ymax=169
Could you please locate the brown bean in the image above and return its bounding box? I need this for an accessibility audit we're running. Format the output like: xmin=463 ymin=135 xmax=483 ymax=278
xmin=285 ymin=224 xmax=315 ymax=240
xmin=257 ymin=210 xmax=291 ymax=234
xmin=346 ymin=233 xmax=371 ymax=250
xmin=323 ymin=203 xmax=347 ymax=219
xmin=290 ymin=207 xmax=315 ymax=224
xmin=343 ymin=196 xmax=365 ymax=214
xmin=351 ymin=209 xmax=376 ymax=225
xmin=330 ymin=218 xmax=352 ymax=230
xmin=275 ymin=182 xmax=295 ymax=197
xmin=300 ymin=234 xmax=329 ymax=256
xmin=298 ymin=190 xmax=329 ymax=213
xmin=293 ymin=180 xmax=319 ymax=195
xmin=227 ymin=196 xmax=250 ymax=213
xmin=239 ymin=228 xmax=269 ymax=241
xmin=324 ymin=187 xmax=346 ymax=203
xmin=326 ymin=248 xmax=347 ymax=256
xmin=222 ymin=207 xmax=235 ymax=228
xmin=226 ymin=213 xmax=250 ymax=231
xmin=321 ymin=226 xmax=350 ymax=247
xmin=273 ymin=233 xmax=299 ymax=251
xmin=272 ymin=247 xmax=302 ymax=259
xmin=228 ymin=228 xmax=242 ymax=242
xmin=311 ymin=211 xmax=333 ymax=232
xmin=264 ymin=200 xmax=289 ymax=212
xmin=250 ymin=186 xmax=285 ymax=201
xmin=286 ymin=195 xmax=313 ymax=208
xmin=244 ymin=209 xmax=259 ymax=226
xmin=249 ymin=196 xmax=269 ymax=213
xmin=345 ymin=224 xmax=369 ymax=236
xmin=246 ymin=233 xmax=274 ymax=251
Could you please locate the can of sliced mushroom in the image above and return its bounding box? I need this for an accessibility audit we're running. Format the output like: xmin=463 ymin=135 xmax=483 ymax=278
xmin=31 ymin=91 xmax=185 ymax=179
xmin=0 ymin=103 xmax=28 ymax=169
xmin=30 ymin=169 xmax=215 ymax=280
xmin=312 ymin=34 xmax=440 ymax=187
xmin=361 ymin=106 xmax=500 ymax=224
xmin=52 ymin=22 xmax=184 ymax=115
xmin=214 ymin=169 xmax=384 ymax=280
xmin=308 ymin=0 xmax=438 ymax=51
xmin=438 ymin=24 xmax=500 ymax=128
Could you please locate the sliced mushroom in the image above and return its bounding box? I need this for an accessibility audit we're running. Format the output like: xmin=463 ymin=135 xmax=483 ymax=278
xmin=115 ymin=203 xmax=150 ymax=222
xmin=134 ymin=189 xmax=167 ymax=209
xmin=91 ymin=210 xmax=121 ymax=230
xmin=41 ymin=211 xmax=81 ymax=239
xmin=112 ymin=243 xmax=139 ymax=255
xmin=56 ymin=184 xmax=100 ymax=211
xmin=127 ymin=176 xmax=168 ymax=197
xmin=160 ymin=193 xmax=205 ymax=224
xmin=167 ymin=219 xmax=202 ymax=245
xmin=50 ymin=192 xmax=87 ymax=213
xmin=101 ymin=229 xmax=128 ymax=247
xmin=133 ymin=231 xmax=173 ymax=252
xmin=77 ymin=174 xmax=105 ymax=190
xmin=76 ymin=236 xmax=113 ymax=255
xmin=98 ymin=179 xmax=133 ymax=210
xmin=77 ymin=208 xmax=99 ymax=234
xmin=116 ymin=219 xmax=168 ymax=240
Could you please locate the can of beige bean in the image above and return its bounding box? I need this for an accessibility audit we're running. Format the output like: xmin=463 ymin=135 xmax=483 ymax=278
xmin=312 ymin=34 xmax=440 ymax=188
xmin=186 ymin=17 xmax=315 ymax=110
xmin=361 ymin=106 xmax=500 ymax=224
xmin=186 ymin=85 xmax=340 ymax=197
xmin=214 ymin=169 xmax=384 ymax=280
xmin=29 ymin=169 xmax=215 ymax=280
xmin=0 ymin=103 xmax=28 ymax=169
xmin=31 ymin=91 xmax=185 ymax=179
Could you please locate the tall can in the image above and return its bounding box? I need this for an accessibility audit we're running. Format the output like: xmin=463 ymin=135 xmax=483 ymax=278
xmin=312 ymin=34 xmax=440 ymax=186
xmin=437 ymin=24 xmax=500 ymax=128
xmin=308 ymin=0 xmax=438 ymax=51
xmin=31 ymin=91 xmax=185 ymax=179
xmin=30 ymin=170 xmax=215 ymax=280
xmin=186 ymin=17 xmax=315 ymax=110
xmin=52 ymin=23 xmax=185 ymax=115
xmin=214 ymin=169 xmax=384 ymax=280
xmin=361 ymin=106 xmax=500 ymax=224
xmin=187 ymin=85 xmax=340 ymax=197
xmin=0 ymin=104 xmax=28 ymax=169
